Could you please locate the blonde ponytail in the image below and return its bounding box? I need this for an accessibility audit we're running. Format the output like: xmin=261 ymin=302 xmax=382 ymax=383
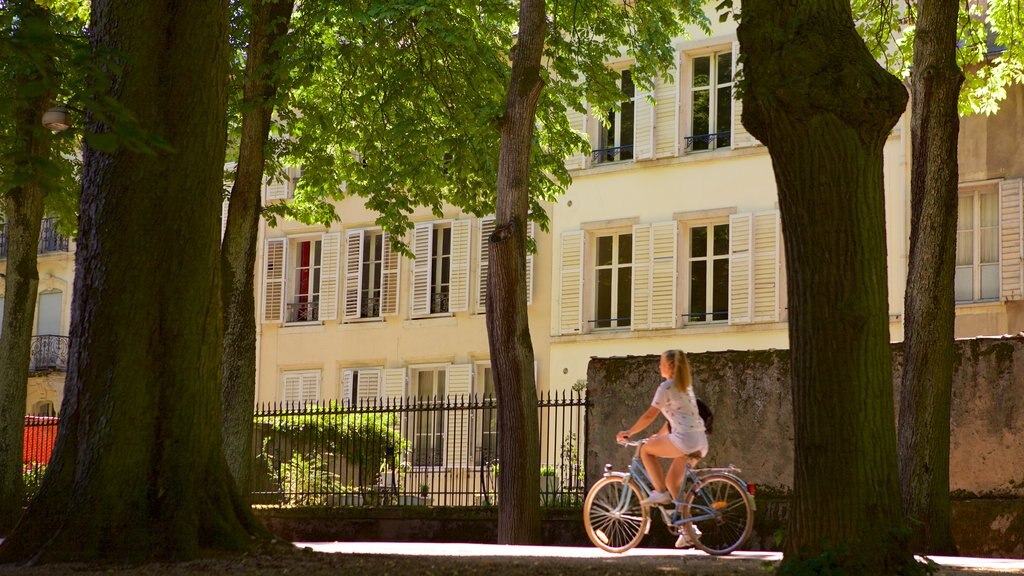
xmin=664 ymin=349 xmax=691 ymax=393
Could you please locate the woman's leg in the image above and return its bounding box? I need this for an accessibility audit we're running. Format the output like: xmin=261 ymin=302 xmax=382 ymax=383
xmin=640 ymin=435 xmax=684 ymax=493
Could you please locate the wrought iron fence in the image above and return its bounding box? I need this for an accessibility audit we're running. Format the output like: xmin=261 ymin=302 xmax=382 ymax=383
xmin=251 ymin=390 xmax=588 ymax=508
xmin=29 ymin=335 xmax=69 ymax=372
xmin=0 ymin=217 xmax=70 ymax=259
xmin=22 ymin=416 xmax=58 ymax=504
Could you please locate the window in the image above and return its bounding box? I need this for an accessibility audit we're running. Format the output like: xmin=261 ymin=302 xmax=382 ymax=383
xmin=360 ymin=231 xmax=384 ymax=317
xmin=411 ymin=367 xmax=446 ymax=466
xmin=595 ymin=70 xmax=635 ymax=164
xmin=688 ymin=51 xmax=733 ymax=152
xmin=411 ymin=220 xmax=471 ymax=317
xmin=430 ymin=225 xmax=452 ymax=313
xmin=688 ymin=224 xmax=729 ymax=322
xmin=476 ymin=365 xmax=498 ymax=466
xmin=341 ymin=368 xmax=382 ymax=405
xmin=290 ymin=238 xmax=322 ymax=322
xmin=282 ymin=370 xmax=320 ymax=404
xmin=956 ymin=188 xmax=1000 ymax=302
xmin=593 ymin=232 xmax=632 ymax=329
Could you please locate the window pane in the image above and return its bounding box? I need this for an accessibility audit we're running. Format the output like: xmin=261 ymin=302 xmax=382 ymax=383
xmin=597 ymin=236 xmax=613 ymax=266
xmin=956 ymin=230 xmax=974 ymax=267
xmin=716 ymin=86 xmax=732 ymax=147
xmin=618 ymin=267 xmax=632 ymax=327
xmin=691 ymin=90 xmax=710 ymax=150
xmin=314 ymin=240 xmax=322 ymax=265
xmin=980 ymin=227 xmax=999 ymax=264
xmin=442 ymin=227 xmax=452 ymax=255
xmin=596 ymin=269 xmax=612 ymax=327
xmin=621 ymin=70 xmax=635 ymax=98
xmin=362 ymin=234 xmax=372 ymax=261
xmin=691 ymin=227 xmax=708 ymax=258
xmin=717 ymin=52 xmax=733 ymax=85
xmin=980 ymin=192 xmax=998 ymax=227
xmin=957 ymin=195 xmax=973 ymax=231
xmin=713 ymin=224 xmax=729 ymax=256
xmin=620 ymin=99 xmax=634 ymax=160
xmin=954 ymin=267 xmax=973 ymax=301
xmin=618 ymin=234 xmax=632 ymax=264
xmin=418 ymin=371 xmax=433 ymax=397
xmin=373 ymin=233 xmax=383 ymax=260
xmin=981 ymin=263 xmax=1000 ymax=299
xmin=298 ymin=241 xmax=310 ymax=267
xmin=692 ymin=56 xmax=710 ymax=88
xmin=713 ymin=259 xmax=729 ymax=321
xmin=690 ymin=261 xmax=707 ymax=322
xmin=436 ymin=370 xmax=446 ymax=397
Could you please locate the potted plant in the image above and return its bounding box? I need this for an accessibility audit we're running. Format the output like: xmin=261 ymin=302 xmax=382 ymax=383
xmin=540 ymin=465 xmax=557 ymax=505
xmin=417 ymin=483 xmax=431 ymax=505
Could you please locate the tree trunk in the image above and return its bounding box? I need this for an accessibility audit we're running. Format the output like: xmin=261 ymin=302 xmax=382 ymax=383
xmin=737 ymin=1 xmax=914 ymax=572
xmin=222 ymin=0 xmax=294 ymax=499
xmin=0 ymin=0 xmax=56 ymax=535
xmin=0 ymin=0 xmax=268 ymax=563
xmin=898 ymin=0 xmax=963 ymax=555
xmin=486 ymin=0 xmax=545 ymax=546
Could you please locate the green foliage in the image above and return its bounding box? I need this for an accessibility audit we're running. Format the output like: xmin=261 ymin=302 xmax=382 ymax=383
xmin=266 ymin=452 xmax=342 ymax=506
xmin=22 ymin=462 xmax=46 ymax=505
xmin=540 ymin=465 xmax=556 ymax=477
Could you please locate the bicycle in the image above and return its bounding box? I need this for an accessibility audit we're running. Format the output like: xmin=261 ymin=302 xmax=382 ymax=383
xmin=583 ymin=439 xmax=755 ymax=555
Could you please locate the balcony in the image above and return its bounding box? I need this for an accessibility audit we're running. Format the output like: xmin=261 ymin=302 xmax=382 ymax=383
xmin=0 ymin=218 xmax=71 ymax=259
xmin=286 ymin=301 xmax=319 ymax=323
xmin=591 ymin=145 xmax=634 ymax=165
xmin=684 ymin=131 xmax=731 ymax=152
xmin=29 ymin=335 xmax=69 ymax=373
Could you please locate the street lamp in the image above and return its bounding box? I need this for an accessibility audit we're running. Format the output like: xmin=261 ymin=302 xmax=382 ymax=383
xmin=41 ymin=103 xmax=84 ymax=132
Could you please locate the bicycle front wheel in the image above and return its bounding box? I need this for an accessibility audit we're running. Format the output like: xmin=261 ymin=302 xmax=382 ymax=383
xmin=683 ymin=475 xmax=753 ymax=556
xmin=583 ymin=476 xmax=650 ymax=553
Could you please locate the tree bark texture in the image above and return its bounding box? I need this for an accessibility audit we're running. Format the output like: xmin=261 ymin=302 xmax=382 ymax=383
xmin=0 ymin=0 xmax=56 ymax=534
xmin=737 ymin=1 xmax=913 ymax=572
xmin=222 ymin=0 xmax=294 ymax=498
xmin=486 ymin=0 xmax=545 ymax=545
xmin=0 ymin=0 xmax=268 ymax=563
xmin=898 ymin=0 xmax=963 ymax=555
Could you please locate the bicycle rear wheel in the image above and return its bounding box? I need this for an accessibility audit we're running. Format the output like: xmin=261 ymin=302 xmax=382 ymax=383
xmin=583 ymin=476 xmax=650 ymax=553
xmin=683 ymin=475 xmax=753 ymax=556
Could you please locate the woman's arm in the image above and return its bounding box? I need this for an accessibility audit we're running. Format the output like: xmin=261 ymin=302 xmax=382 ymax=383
xmin=616 ymin=406 xmax=661 ymax=441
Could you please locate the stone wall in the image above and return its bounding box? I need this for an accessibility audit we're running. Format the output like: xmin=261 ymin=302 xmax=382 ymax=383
xmin=585 ymin=335 xmax=1024 ymax=556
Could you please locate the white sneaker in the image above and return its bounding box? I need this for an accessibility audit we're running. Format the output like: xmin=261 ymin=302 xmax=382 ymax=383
xmin=639 ymin=490 xmax=672 ymax=506
xmin=676 ymin=525 xmax=702 ymax=548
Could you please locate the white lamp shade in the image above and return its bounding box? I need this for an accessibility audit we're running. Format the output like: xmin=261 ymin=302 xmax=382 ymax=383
xmin=41 ymin=108 xmax=70 ymax=131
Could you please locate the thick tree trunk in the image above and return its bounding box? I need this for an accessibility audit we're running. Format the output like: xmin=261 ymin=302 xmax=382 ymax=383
xmin=222 ymin=0 xmax=294 ymax=498
xmin=0 ymin=0 xmax=268 ymax=563
xmin=737 ymin=1 xmax=913 ymax=573
xmin=0 ymin=1 xmax=56 ymax=534
xmin=898 ymin=0 xmax=963 ymax=555
xmin=486 ymin=0 xmax=545 ymax=545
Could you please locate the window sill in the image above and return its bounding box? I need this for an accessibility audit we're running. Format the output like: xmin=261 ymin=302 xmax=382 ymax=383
xmin=551 ymin=319 xmax=789 ymax=342
xmin=571 ymin=145 xmax=766 ymax=178
xmin=404 ymin=315 xmax=457 ymax=328
xmin=955 ymin=300 xmax=1005 ymax=313
xmin=343 ymin=317 xmax=386 ymax=325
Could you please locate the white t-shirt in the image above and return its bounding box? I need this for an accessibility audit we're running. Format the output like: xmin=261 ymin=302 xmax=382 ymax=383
xmin=651 ymin=379 xmax=705 ymax=434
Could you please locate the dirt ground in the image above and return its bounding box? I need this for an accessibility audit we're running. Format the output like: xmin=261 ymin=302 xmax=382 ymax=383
xmin=0 ymin=547 xmax=1019 ymax=576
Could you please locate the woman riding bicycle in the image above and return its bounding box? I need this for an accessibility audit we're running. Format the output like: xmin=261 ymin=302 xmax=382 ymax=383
xmin=616 ymin=349 xmax=707 ymax=545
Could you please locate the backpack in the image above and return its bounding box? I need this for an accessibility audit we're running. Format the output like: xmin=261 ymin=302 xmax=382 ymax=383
xmin=696 ymin=398 xmax=714 ymax=434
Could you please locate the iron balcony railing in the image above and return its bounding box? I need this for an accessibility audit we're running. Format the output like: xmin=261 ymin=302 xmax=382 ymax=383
xmin=0 ymin=218 xmax=71 ymax=259
xmin=29 ymin=335 xmax=69 ymax=372
xmin=684 ymin=131 xmax=732 ymax=152
xmin=591 ymin=144 xmax=634 ymax=164
xmin=286 ymin=301 xmax=319 ymax=323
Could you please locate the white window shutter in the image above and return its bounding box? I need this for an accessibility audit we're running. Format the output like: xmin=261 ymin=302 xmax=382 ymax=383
xmin=357 ymin=368 xmax=382 ymax=404
xmin=631 ymin=224 xmax=653 ymax=330
xmin=654 ymin=63 xmax=679 ymax=159
xmin=282 ymin=372 xmax=302 ymax=404
xmin=752 ymin=211 xmax=781 ymax=322
xmin=449 ymin=219 xmax=472 ymax=312
xmin=318 ymin=232 xmax=341 ymax=321
xmin=301 ymin=371 xmax=320 ymax=402
xmin=343 ymin=230 xmax=364 ymax=321
xmin=383 ymin=367 xmax=407 ymax=402
xmin=731 ymin=41 xmax=760 ymax=150
xmin=650 ymin=221 xmax=678 ymax=328
xmin=221 ymin=199 xmax=230 ymax=241
xmin=728 ymin=214 xmax=753 ymax=324
xmin=410 ymin=222 xmax=433 ymax=316
xmin=446 ymin=364 xmax=473 ymax=468
xmin=558 ymin=231 xmax=585 ymax=335
xmin=633 ymin=90 xmax=655 ymax=160
xmin=565 ymin=107 xmax=588 ymax=170
xmin=262 ymin=238 xmax=287 ymax=323
xmin=1000 ymin=178 xmax=1024 ymax=301
xmin=526 ymin=221 xmax=536 ymax=305
xmin=380 ymin=232 xmax=401 ymax=316
xmin=341 ymin=369 xmax=354 ymax=405
xmin=265 ymin=176 xmax=289 ymax=201
xmin=477 ymin=216 xmax=496 ymax=312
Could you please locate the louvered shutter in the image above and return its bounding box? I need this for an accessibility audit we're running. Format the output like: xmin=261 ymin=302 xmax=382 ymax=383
xmin=356 ymin=368 xmax=382 ymax=404
xmin=410 ymin=222 xmax=433 ymax=316
xmin=752 ymin=211 xmax=781 ymax=322
xmin=654 ymin=63 xmax=680 ymax=158
xmin=1000 ymin=178 xmax=1024 ymax=301
xmin=631 ymin=224 xmax=653 ymax=330
xmin=477 ymin=216 xmax=496 ymax=312
xmin=449 ymin=219 xmax=472 ymax=312
xmin=731 ymin=41 xmax=760 ymax=149
xmin=650 ymin=221 xmax=678 ymax=327
xmin=282 ymin=372 xmax=302 ymax=404
xmin=565 ymin=107 xmax=588 ymax=170
xmin=526 ymin=221 xmax=536 ymax=305
xmin=380 ymin=232 xmax=401 ymax=316
xmin=558 ymin=231 xmax=585 ymax=334
xmin=633 ymin=89 xmax=655 ymax=160
xmin=318 ymin=232 xmax=341 ymax=321
xmin=282 ymin=370 xmax=319 ymax=404
xmin=301 ymin=371 xmax=320 ymax=402
xmin=341 ymin=369 xmax=354 ymax=405
xmin=445 ymin=364 xmax=473 ymax=468
xmin=262 ymin=238 xmax=287 ymax=323
xmin=383 ymin=367 xmax=406 ymax=402
xmin=343 ymin=230 xmax=364 ymax=321
xmin=728 ymin=214 xmax=752 ymax=324
xmin=221 ymin=199 xmax=230 ymax=241
xmin=265 ymin=175 xmax=290 ymax=201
